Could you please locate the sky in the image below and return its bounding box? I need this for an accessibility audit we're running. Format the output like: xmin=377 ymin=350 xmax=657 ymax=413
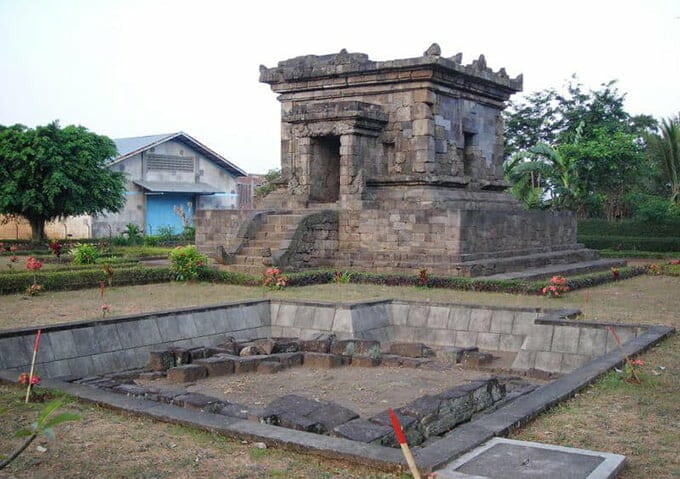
xmin=0 ymin=0 xmax=678 ymax=174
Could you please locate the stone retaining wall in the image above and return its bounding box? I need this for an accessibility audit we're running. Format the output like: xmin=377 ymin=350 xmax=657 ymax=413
xmin=0 ymin=301 xmax=269 ymax=378
xmin=0 ymin=300 xmax=648 ymax=378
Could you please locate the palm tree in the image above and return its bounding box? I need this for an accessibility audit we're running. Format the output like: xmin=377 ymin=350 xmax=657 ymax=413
xmin=646 ymin=116 xmax=680 ymax=204
xmin=504 ymin=142 xmax=580 ymax=210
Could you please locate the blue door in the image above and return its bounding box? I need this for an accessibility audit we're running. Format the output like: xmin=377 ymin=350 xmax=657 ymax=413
xmin=145 ymin=194 xmax=193 ymax=235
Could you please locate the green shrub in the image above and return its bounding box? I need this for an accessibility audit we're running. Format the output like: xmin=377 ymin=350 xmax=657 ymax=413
xmin=0 ymin=266 xmax=171 ymax=295
xmin=168 ymin=245 xmax=208 ymax=281
xmin=579 ymin=235 xmax=680 ymax=252
xmin=578 ymin=218 xmax=680 ymax=237
xmin=70 ymin=243 xmax=100 ymax=264
xmin=142 ymin=235 xmax=161 ymax=247
xmin=182 ymin=226 xmax=196 ymax=242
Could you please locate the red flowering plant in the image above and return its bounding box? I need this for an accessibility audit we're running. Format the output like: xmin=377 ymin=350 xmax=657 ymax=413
xmin=263 ymin=267 xmax=287 ymax=290
xmin=541 ymin=275 xmax=569 ymax=298
xmin=418 ymin=269 xmax=429 ymax=287
xmin=25 ymin=256 xmax=43 ymax=296
xmin=8 ymin=245 xmax=18 ymax=263
xmin=18 ymin=372 xmax=40 ymax=386
xmin=611 ymin=267 xmax=620 ymax=279
xmin=48 ymin=239 xmax=63 ymax=258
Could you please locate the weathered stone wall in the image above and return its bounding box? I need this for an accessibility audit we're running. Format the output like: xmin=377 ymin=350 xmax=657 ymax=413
xmin=277 ymin=211 xmax=339 ymax=270
xmin=0 ymin=299 xmax=657 ymax=378
xmin=261 ymin=45 xmax=522 ymax=208
xmin=194 ymin=209 xmax=245 ymax=257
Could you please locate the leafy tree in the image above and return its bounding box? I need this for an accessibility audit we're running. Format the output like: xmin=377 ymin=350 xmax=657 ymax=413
xmin=646 ymin=115 xmax=680 ymax=204
xmin=504 ymin=78 xmax=655 ymax=217
xmin=505 ymin=77 xmax=655 ymax=159
xmin=254 ymin=168 xmax=282 ymax=198
xmin=0 ymin=121 xmax=126 ymax=241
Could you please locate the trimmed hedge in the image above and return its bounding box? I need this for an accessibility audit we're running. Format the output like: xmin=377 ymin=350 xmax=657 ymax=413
xmin=0 ymin=263 xmax=655 ymax=296
xmin=578 ymin=218 xmax=680 ymax=237
xmin=214 ymin=266 xmax=648 ymax=296
xmin=579 ymin=235 xmax=680 ymax=252
xmin=0 ymin=267 xmax=171 ymax=295
xmin=0 ymin=260 xmax=139 ymax=275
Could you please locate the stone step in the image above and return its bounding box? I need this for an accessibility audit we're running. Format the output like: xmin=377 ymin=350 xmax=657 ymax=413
xmin=225 ymin=264 xmax=267 ymax=275
xmin=483 ymin=258 xmax=627 ymax=281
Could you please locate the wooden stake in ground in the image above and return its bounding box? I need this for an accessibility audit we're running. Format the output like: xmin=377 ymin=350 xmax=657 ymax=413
xmin=388 ymin=408 xmax=421 ymax=479
xmin=25 ymin=329 xmax=41 ymax=403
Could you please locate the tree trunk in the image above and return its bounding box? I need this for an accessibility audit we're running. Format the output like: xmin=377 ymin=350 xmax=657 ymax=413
xmin=27 ymin=217 xmax=46 ymax=243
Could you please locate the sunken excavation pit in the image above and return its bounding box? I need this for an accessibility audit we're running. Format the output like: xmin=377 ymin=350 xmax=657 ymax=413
xmin=64 ymin=335 xmax=538 ymax=449
xmin=0 ymin=299 xmax=673 ymax=473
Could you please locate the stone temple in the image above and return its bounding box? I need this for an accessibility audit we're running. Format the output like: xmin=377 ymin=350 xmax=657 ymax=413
xmin=197 ymin=44 xmax=611 ymax=277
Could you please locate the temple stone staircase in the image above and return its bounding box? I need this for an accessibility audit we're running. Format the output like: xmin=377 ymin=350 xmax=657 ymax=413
xmin=226 ymin=213 xmax=305 ymax=275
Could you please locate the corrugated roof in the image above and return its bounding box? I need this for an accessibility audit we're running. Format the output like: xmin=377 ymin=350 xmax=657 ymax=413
xmin=133 ymin=180 xmax=224 ymax=194
xmin=114 ymin=133 xmax=176 ymax=158
xmin=111 ymin=131 xmax=247 ymax=177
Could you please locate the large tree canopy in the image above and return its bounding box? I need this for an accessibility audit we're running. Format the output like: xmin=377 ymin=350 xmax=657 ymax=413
xmin=0 ymin=121 xmax=126 ymax=241
xmin=503 ymin=78 xmax=656 ymax=218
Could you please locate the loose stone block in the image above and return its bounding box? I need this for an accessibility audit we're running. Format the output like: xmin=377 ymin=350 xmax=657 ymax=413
xmin=388 ymin=342 xmax=435 ymax=358
xmin=234 ymin=356 xmax=262 ymax=373
xmin=219 ymin=402 xmax=251 ymax=419
xmin=157 ymin=389 xmax=185 ymax=404
xmin=303 ymin=352 xmax=343 ymax=369
xmin=193 ymin=356 xmax=235 ymax=376
xmin=437 ymin=346 xmax=478 ymax=364
xmin=173 ymin=392 xmax=221 ymax=411
xmin=461 ymin=351 xmax=493 ymax=368
xmin=300 ymin=333 xmax=335 ymax=353
xmin=169 ymin=347 xmax=191 ymax=366
xmin=272 ymin=338 xmax=301 ymax=353
xmin=269 ymin=352 xmax=304 ymax=367
xmin=188 ymin=347 xmax=209 ymax=361
xmin=215 ymin=340 xmax=241 ymax=356
xmin=240 ymin=345 xmax=265 ymax=356
xmin=401 ymin=394 xmax=442 ymax=427
xmin=258 ymin=360 xmax=284 ymax=374
xmin=369 ymin=409 xmax=423 ymax=446
xmin=253 ymin=338 xmax=276 ymax=355
xmin=147 ymin=350 xmax=175 ymax=371
xmin=350 ymin=356 xmax=382 ymax=367
xmin=278 ymin=413 xmax=324 ymax=433
xmin=306 ymin=403 xmax=359 ymax=433
xmin=260 ymin=394 xmax=322 ymax=425
xmin=332 ymin=418 xmax=393 ymax=445
xmin=437 ymin=387 xmax=474 ymax=424
xmin=167 ymin=364 xmax=207 ymax=384
xmin=329 ymin=339 xmax=380 ymax=356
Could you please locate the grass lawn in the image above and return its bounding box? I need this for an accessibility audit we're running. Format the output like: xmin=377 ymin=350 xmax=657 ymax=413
xmin=0 ymin=274 xmax=678 ymax=478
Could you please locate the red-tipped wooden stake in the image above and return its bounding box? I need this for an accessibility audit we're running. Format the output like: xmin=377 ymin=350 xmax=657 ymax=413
xmin=389 ymin=408 xmax=421 ymax=479
xmin=25 ymin=329 xmax=41 ymax=403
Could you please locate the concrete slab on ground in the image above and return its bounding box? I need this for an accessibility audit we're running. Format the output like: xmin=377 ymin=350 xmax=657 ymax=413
xmin=434 ymin=437 xmax=626 ymax=479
